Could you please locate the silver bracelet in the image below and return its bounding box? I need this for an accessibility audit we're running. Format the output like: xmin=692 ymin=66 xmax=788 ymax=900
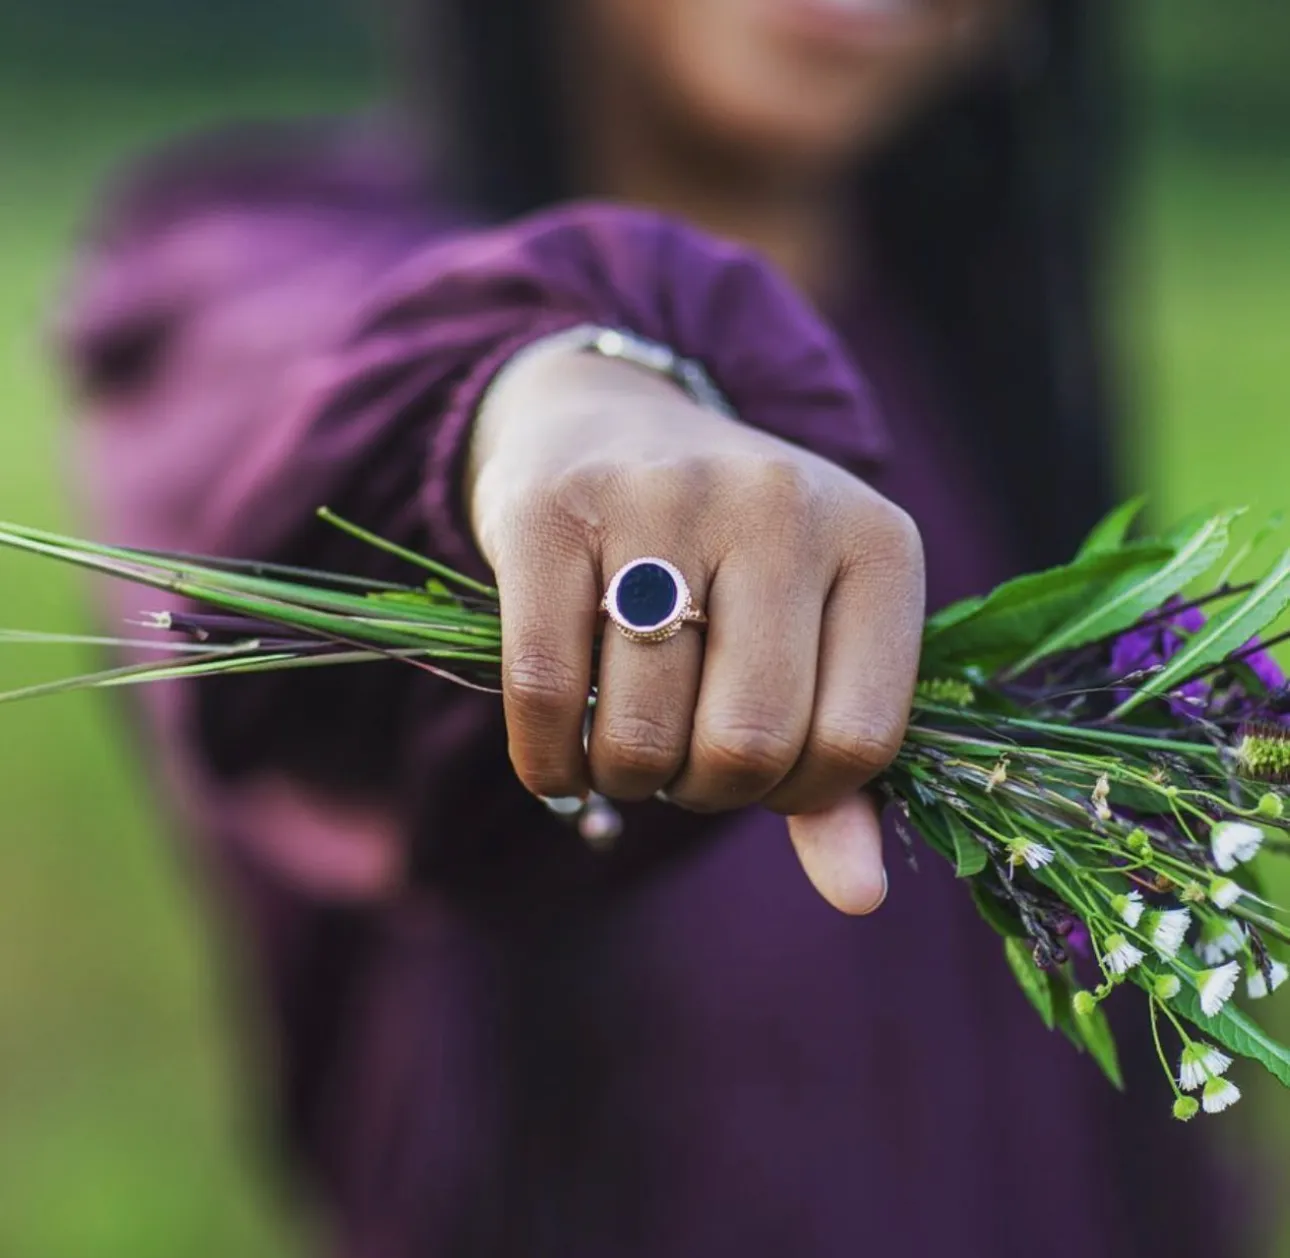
xmin=484 ymin=322 xmax=736 ymax=419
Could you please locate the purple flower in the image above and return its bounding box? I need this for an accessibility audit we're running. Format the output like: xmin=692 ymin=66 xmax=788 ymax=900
xmin=1053 ymin=914 xmax=1092 ymax=959
xmin=1110 ymin=599 xmax=1287 ymax=722
xmin=1065 ymin=921 xmax=1092 ymax=959
xmin=1242 ymin=637 xmax=1287 ymax=693
xmin=1110 ymin=603 xmax=1208 ymax=719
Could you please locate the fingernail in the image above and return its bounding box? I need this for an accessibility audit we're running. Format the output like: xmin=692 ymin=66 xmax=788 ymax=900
xmin=541 ymin=794 xmax=586 ymax=817
xmin=860 ymin=867 xmax=889 ymax=916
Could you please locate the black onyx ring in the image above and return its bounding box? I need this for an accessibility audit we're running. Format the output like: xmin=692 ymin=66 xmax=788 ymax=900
xmin=600 ymin=558 xmax=707 ymax=644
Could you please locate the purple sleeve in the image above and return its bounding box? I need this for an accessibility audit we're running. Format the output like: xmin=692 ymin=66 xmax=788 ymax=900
xmin=60 ymin=189 xmax=890 ymax=893
xmin=193 ymin=202 xmax=890 ymax=579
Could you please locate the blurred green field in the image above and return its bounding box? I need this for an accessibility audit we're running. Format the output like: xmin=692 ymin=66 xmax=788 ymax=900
xmin=0 ymin=78 xmax=360 ymax=1258
xmin=1 ymin=8 xmax=1289 ymax=1257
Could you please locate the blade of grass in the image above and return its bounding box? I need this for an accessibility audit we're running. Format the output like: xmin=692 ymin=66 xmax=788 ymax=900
xmin=317 ymin=507 xmax=498 ymax=597
xmin=0 ymin=630 xmax=266 ymax=653
xmin=0 ymin=528 xmax=500 ymax=652
xmin=0 ymin=522 xmax=499 ymax=627
xmin=0 ymin=519 xmax=417 ymax=591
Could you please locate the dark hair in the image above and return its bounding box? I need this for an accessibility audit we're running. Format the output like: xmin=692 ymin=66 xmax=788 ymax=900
xmin=390 ymin=0 xmax=1120 ymax=570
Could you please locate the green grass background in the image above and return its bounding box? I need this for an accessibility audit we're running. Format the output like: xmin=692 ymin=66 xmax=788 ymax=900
xmin=0 ymin=3 xmax=1287 ymax=1255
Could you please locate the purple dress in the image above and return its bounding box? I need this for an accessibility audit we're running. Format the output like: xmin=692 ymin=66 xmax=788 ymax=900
xmin=58 ymin=119 xmax=1256 ymax=1258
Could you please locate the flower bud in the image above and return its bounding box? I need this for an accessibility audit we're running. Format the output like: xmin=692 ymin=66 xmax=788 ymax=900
xmin=1072 ymin=990 xmax=1098 ymax=1017
xmin=1154 ymin=974 xmax=1181 ymax=1000
xmin=1256 ymin=792 xmax=1284 ymax=819
xmin=1125 ymin=828 xmax=1152 ymax=857
xmin=1173 ymin=1096 xmax=1200 ymax=1122
xmin=1237 ymin=728 xmax=1290 ymax=782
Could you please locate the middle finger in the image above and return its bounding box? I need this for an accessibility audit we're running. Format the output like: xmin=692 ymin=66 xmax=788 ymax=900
xmin=666 ymin=552 xmax=824 ymax=811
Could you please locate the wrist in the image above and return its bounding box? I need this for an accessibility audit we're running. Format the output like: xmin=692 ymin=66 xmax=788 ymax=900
xmin=465 ymin=328 xmax=736 ymax=543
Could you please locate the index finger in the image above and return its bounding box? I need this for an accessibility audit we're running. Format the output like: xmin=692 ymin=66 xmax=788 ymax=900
xmin=495 ymin=539 xmax=600 ymax=800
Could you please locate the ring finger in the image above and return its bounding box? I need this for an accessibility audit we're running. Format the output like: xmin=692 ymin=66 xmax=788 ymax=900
xmin=588 ymin=552 xmax=708 ymax=801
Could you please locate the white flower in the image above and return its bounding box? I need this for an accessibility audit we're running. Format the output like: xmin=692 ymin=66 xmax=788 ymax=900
xmin=1201 ymin=1077 xmax=1241 ymax=1114
xmin=1103 ymin=932 xmax=1145 ymax=975
xmin=1211 ymin=820 xmax=1264 ymax=872
xmin=1009 ymin=838 xmax=1054 ymax=870
xmin=1247 ymin=960 xmax=1289 ymax=1000
xmin=1196 ymin=918 xmax=1245 ymax=965
xmin=1178 ymin=1043 xmax=1232 ymax=1092
xmin=1198 ymin=961 xmax=1241 ymax=1016
xmin=1112 ymin=890 xmax=1145 ymax=929
xmin=1148 ymin=908 xmax=1191 ymax=959
xmin=1208 ymin=877 xmax=1244 ymax=911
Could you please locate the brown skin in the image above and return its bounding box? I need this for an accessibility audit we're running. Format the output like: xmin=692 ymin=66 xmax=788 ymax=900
xmin=573 ymin=0 xmax=1017 ymax=289
xmin=467 ymin=0 xmax=1018 ymax=913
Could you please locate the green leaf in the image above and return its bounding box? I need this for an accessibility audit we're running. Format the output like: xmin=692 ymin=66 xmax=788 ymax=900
xmin=1217 ymin=511 xmax=1283 ymax=587
xmin=948 ymin=812 xmax=988 ymax=877
xmin=1112 ymin=546 xmax=1290 ymax=718
xmin=1076 ymin=496 xmax=1147 ymax=557
xmin=902 ymin=805 xmax=955 ymax=867
xmin=1007 ymin=511 xmax=1236 ymax=676
xmin=1164 ymin=973 xmax=1290 ymax=1088
xmin=1070 ymin=1000 xmax=1124 ymax=1089
xmin=1000 ymin=936 xmax=1123 ymax=1086
xmin=923 ymin=594 xmax=985 ymax=638
xmin=1004 ymin=938 xmax=1055 ymax=1029
xmin=969 ymin=881 xmax=1028 ymax=939
xmin=1052 ymin=981 xmax=1086 ymax=1055
xmin=922 ymin=542 xmax=1174 ymax=673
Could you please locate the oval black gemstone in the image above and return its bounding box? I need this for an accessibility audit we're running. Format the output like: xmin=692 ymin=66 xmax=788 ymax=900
xmin=615 ymin=562 xmax=679 ymax=629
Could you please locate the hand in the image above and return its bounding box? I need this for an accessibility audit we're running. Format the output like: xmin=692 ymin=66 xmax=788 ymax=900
xmin=466 ymin=348 xmax=925 ymax=914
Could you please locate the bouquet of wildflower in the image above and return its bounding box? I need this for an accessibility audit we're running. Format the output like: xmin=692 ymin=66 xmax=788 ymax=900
xmin=3 ymin=499 xmax=1290 ymax=1119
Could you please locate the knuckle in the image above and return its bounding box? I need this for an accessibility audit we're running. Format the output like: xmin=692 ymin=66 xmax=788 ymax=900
xmin=885 ymin=505 xmax=925 ymax=569
xmin=861 ymin=502 xmax=925 ymax=573
xmin=813 ymin=716 xmax=905 ymax=780
xmin=695 ymin=719 xmax=800 ymax=789
xmin=626 ymin=453 xmax=725 ymax=525
xmin=505 ymin=647 xmax=583 ymax=720
xmin=652 ymin=453 xmax=722 ymax=501
xmin=594 ymin=711 xmax=685 ymax=783
xmin=530 ymin=457 xmax=725 ymax=551
xmin=529 ymin=463 xmax=623 ymax=548
xmin=751 ymin=456 xmax=813 ymax=501
xmin=747 ymin=459 xmax=816 ymax=528
xmin=835 ymin=501 xmax=926 ymax=619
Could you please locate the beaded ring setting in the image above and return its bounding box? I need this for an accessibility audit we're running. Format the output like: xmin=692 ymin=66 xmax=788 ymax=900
xmin=600 ymin=558 xmax=707 ymax=644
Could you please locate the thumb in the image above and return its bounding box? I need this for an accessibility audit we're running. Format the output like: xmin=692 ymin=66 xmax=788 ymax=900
xmin=787 ymin=791 xmax=889 ymax=916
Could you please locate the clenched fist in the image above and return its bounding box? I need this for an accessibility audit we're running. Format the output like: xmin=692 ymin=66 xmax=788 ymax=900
xmin=466 ymin=345 xmax=925 ymax=913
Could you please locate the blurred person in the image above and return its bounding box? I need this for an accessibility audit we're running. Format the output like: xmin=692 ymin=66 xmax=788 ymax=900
xmin=56 ymin=0 xmax=1258 ymax=1254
